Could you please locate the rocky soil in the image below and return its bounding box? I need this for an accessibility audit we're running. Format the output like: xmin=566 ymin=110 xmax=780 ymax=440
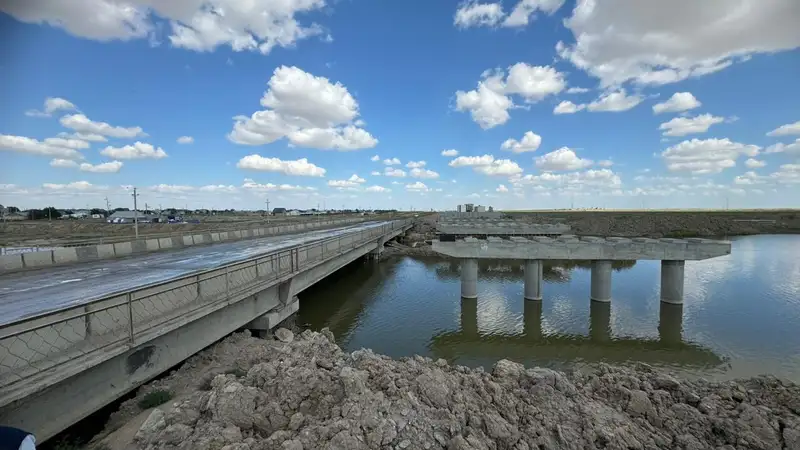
xmin=103 ymin=329 xmax=800 ymax=450
xmin=505 ymin=211 xmax=800 ymax=238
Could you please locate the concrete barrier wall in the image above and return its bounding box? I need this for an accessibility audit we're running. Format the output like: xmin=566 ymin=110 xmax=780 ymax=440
xmin=0 ymin=218 xmax=365 ymax=275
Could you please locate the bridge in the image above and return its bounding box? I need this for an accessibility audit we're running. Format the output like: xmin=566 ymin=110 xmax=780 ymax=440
xmin=0 ymin=218 xmax=413 ymax=441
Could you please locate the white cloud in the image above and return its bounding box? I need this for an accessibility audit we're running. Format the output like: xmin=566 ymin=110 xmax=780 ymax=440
xmin=566 ymin=87 xmax=590 ymax=94
xmin=454 ymin=0 xmax=565 ymax=28
xmin=43 ymin=181 xmax=104 ymax=191
xmin=100 ymin=142 xmax=167 ymax=160
xmin=383 ymin=157 xmax=401 ymax=166
xmin=236 ymin=155 xmax=326 ymax=177
xmin=328 ymin=180 xmax=359 ymax=189
xmin=441 ymin=149 xmax=459 ymax=157
xmin=177 ymin=136 xmax=194 ymax=144
xmin=661 ymin=138 xmax=760 ymax=174
xmin=42 ymin=137 xmax=91 ymax=150
xmin=370 ymin=171 xmax=381 ymax=176
xmin=58 ymin=132 xmax=108 ymax=142
xmin=406 ymin=160 xmax=426 ymax=168
xmin=553 ymin=100 xmax=585 ymax=114
xmin=228 ymin=66 xmax=376 ymax=150
xmin=241 ymin=178 xmax=316 ymax=192
xmin=652 ymin=92 xmax=702 ymax=114
xmin=534 ymin=147 xmax=593 ymax=171
xmin=659 ymin=114 xmax=725 ymax=137
xmin=384 ymin=168 xmax=406 ymax=178
xmin=366 ymin=185 xmax=390 ymax=193
xmin=348 ymin=174 xmax=366 ymax=184
xmin=744 ymin=158 xmax=766 ymax=169
xmin=455 ymin=63 xmax=565 ymax=129
xmin=50 ymin=158 xmax=79 ymax=168
xmin=370 ymin=155 xmax=380 ymax=161
xmin=557 ymin=0 xmax=800 ymax=87
xmin=454 ymin=1 xmax=505 ymax=28
xmin=449 ymin=154 xmax=497 ymax=168
xmin=770 ymin=164 xmax=800 ymax=185
xmin=410 ymin=168 xmax=440 ymax=179
xmin=586 ymin=90 xmax=642 ymax=112
xmin=0 ymin=134 xmax=85 ymax=159
xmin=512 ymin=168 xmax=622 ymax=190
xmin=405 ymin=181 xmax=429 ymax=192
xmin=501 ymin=131 xmax=541 ymax=153
xmin=25 ymin=97 xmax=77 ymax=117
xmin=496 ymin=184 xmax=509 ymax=193
xmin=199 ymin=184 xmax=238 ymax=193
xmin=60 ymin=114 xmax=145 ymax=138
xmin=765 ymin=138 xmax=800 ymax=155
xmin=598 ymin=159 xmax=613 ymax=168
xmin=80 ymin=161 xmax=123 ymax=173
xmin=149 ymin=184 xmax=194 ymax=194
xmin=448 ymin=154 xmax=523 ymax=176
xmin=1 ymin=0 xmax=328 ymax=55
xmin=767 ymin=121 xmax=800 ymax=137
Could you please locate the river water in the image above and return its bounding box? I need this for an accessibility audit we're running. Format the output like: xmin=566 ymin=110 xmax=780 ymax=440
xmin=298 ymin=234 xmax=800 ymax=382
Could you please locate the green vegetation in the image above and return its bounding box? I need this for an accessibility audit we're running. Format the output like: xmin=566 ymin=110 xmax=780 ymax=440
xmin=138 ymin=389 xmax=173 ymax=409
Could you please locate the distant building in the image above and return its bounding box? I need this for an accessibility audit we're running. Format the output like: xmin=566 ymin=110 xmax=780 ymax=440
xmin=457 ymin=205 xmax=462 ymax=213
xmin=286 ymin=210 xmax=301 ymax=216
xmin=272 ymin=207 xmax=287 ymax=215
xmin=108 ymin=211 xmax=158 ymax=222
xmin=475 ymin=205 xmax=486 ymax=213
xmin=465 ymin=203 xmax=474 ymax=213
xmin=488 ymin=206 xmax=494 ymax=212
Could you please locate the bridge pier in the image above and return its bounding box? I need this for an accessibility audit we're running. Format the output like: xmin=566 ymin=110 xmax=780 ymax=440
xmin=659 ymin=302 xmax=683 ymax=344
xmin=523 ymin=297 xmax=542 ymax=339
xmin=460 ymin=297 xmax=478 ymax=337
xmin=589 ymin=300 xmax=612 ymax=342
xmin=523 ymin=259 xmax=543 ymax=300
xmin=660 ymin=260 xmax=685 ymax=304
xmin=460 ymin=258 xmax=478 ymax=299
xmin=590 ymin=260 xmax=613 ymax=302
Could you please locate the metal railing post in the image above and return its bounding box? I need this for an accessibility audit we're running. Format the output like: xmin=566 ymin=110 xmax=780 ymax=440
xmin=196 ymin=274 xmax=202 ymax=299
xmin=225 ymin=266 xmax=230 ymax=299
xmin=127 ymin=292 xmax=134 ymax=344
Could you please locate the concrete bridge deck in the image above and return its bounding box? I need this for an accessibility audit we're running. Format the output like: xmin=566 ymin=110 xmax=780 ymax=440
xmin=0 ymin=219 xmax=412 ymax=441
xmin=436 ymin=221 xmax=570 ymax=237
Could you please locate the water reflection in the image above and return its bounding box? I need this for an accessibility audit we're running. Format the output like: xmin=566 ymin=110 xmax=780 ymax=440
xmin=298 ymin=235 xmax=800 ymax=381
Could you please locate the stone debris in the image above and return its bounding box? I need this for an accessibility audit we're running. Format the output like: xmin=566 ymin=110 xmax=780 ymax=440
xmin=127 ymin=330 xmax=800 ymax=450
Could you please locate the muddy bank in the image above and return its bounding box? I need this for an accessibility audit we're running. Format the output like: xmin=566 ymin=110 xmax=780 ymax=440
xmin=505 ymin=210 xmax=800 ymax=238
xmin=96 ymin=330 xmax=800 ymax=450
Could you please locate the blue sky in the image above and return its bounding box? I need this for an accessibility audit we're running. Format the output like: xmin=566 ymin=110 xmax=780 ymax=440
xmin=1 ymin=0 xmax=799 ymax=211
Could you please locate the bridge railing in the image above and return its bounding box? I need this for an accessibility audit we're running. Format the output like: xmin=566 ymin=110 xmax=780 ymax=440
xmin=0 ymin=219 xmax=412 ymax=407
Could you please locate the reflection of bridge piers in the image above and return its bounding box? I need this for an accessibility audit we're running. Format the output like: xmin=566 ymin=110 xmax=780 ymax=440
xmin=434 ymin=235 xmax=731 ymax=305
xmin=439 ymin=296 xmax=718 ymax=366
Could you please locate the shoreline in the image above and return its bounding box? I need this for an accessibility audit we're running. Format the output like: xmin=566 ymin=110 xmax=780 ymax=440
xmin=89 ymin=329 xmax=800 ymax=450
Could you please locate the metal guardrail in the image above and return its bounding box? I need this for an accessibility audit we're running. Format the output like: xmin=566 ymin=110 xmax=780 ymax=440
xmin=0 ymin=219 xmax=412 ymax=407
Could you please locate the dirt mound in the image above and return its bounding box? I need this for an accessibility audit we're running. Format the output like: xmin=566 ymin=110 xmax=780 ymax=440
xmin=127 ymin=330 xmax=800 ymax=450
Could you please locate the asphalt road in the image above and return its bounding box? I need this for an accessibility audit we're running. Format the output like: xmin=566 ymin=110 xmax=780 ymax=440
xmin=0 ymin=221 xmax=387 ymax=324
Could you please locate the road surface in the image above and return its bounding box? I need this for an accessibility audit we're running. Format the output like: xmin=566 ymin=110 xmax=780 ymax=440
xmin=0 ymin=221 xmax=388 ymax=324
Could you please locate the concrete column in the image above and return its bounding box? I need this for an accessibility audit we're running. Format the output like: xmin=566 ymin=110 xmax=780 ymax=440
xmin=523 ymin=297 xmax=542 ymax=340
xmin=659 ymin=302 xmax=683 ymax=345
xmin=523 ymin=259 xmax=543 ymax=301
xmin=460 ymin=297 xmax=478 ymax=337
xmin=590 ymin=260 xmax=613 ymax=302
xmin=460 ymin=258 xmax=478 ymax=299
xmin=660 ymin=260 xmax=685 ymax=304
xmin=589 ymin=300 xmax=611 ymax=342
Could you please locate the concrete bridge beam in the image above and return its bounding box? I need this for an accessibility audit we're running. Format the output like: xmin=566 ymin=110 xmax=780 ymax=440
xmin=660 ymin=260 xmax=685 ymax=304
xmin=460 ymin=258 xmax=478 ymax=299
xmin=590 ymin=260 xmax=613 ymax=302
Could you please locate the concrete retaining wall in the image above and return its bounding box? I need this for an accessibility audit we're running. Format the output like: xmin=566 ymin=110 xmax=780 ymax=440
xmin=0 ymin=218 xmax=364 ymax=275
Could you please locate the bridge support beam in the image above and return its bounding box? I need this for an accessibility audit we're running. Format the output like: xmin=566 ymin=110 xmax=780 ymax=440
xmin=660 ymin=260 xmax=685 ymax=304
xmin=523 ymin=259 xmax=543 ymax=301
xmin=460 ymin=258 xmax=478 ymax=299
xmin=590 ymin=260 xmax=613 ymax=302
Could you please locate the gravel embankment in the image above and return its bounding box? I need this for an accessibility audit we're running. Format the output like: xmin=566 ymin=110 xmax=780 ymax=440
xmin=101 ymin=330 xmax=800 ymax=450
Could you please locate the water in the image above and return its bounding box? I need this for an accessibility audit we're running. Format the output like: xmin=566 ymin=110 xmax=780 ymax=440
xmin=298 ymin=234 xmax=800 ymax=381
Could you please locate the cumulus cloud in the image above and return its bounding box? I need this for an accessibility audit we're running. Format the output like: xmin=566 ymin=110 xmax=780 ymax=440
xmin=383 ymin=157 xmax=401 ymax=166
xmin=455 ymin=63 xmax=566 ymax=129
xmin=58 ymin=132 xmax=107 ymax=142
xmin=384 ymin=167 xmax=406 ymax=177
xmin=553 ymin=100 xmax=585 ymax=114
xmin=405 ymin=181 xmax=429 ymax=192
xmin=659 ymin=114 xmax=725 ymax=137
xmin=653 ymin=92 xmax=702 ymax=114
xmin=1 ymin=134 xmax=85 ymax=159
xmin=534 ymin=147 xmax=593 ymax=171
xmin=557 ymin=0 xmax=800 ymax=87
xmin=100 ymin=142 xmax=167 ymax=160
xmin=228 ymin=66 xmax=377 ymax=150
xmin=25 ymin=97 xmax=77 ymax=117
xmin=586 ymin=90 xmax=642 ymax=112
xmin=370 ymin=155 xmax=380 ymax=161
xmin=598 ymin=160 xmax=614 ymax=168
xmin=370 ymin=171 xmax=381 ymax=176
xmin=406 ymin=161 xmax=426 ymax=168
xmin=454 ymin=0 xmax=566 ymax=28
xmin=241 ymin=178 xmax=317 ymax=192
xmin=745 ymin=159 xmax=766 ymax=169
xmin=236 ymin=155 xmax=326 ymax=177
xmin=60 ymin=114 xmax=145 ymax=138
xmin=449 ymin=154 xmax=522 ymax=176
xmin=366 ymin=185 xmax=390 ymax=193
xmin=767 ymin=121 xmax=800 ymax=137
xmin=80 ymin=161 xmax=123 ymax=173
xmin=199 ymin=184 xmax=238 ymax=193
xmin=410 ymin=168 xmax=440 ymax=179
xmin=512 ymin=168 xmax=622 ymax=190
xmin=496 ymin=184 xmax=509 ymax=193
xmin=50 ymin=158 xmax=79 ymax=168
xmin=1 ymin=0 xmax=329 ymax=55
xmin=660 ymin=138 xmax=760 ymax=174
xmin=177 ymin=136 xmax=194 ymax=144
xmin=441 ymin=149 xmax=459 ymax=157
xmin=501 ymin=131 xmax=542 ymax=153
xmin=764 ymin=138 xmax=800 ymax=155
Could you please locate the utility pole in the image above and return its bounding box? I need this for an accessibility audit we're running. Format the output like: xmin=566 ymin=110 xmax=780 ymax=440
xmin=132 ymin=187 xmax=140 ymax=239
xmin=265 ymin=198 xmax=270 ymax=223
